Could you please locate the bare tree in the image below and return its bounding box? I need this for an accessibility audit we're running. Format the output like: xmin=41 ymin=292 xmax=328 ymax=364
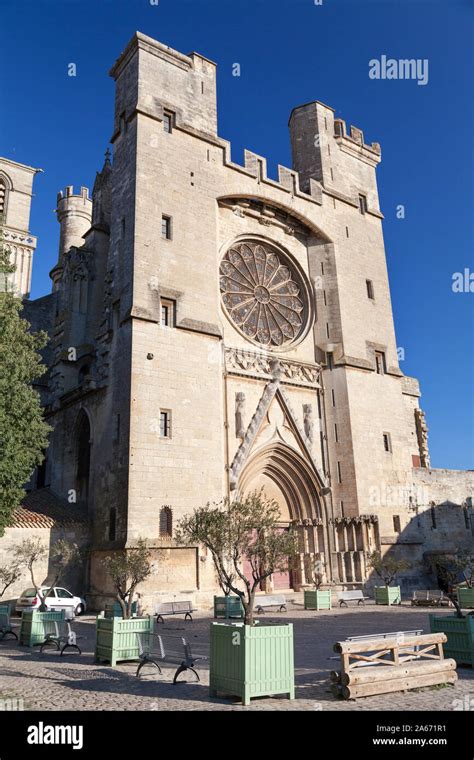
xmin=14 ymin=536 xmax=81 ymax=611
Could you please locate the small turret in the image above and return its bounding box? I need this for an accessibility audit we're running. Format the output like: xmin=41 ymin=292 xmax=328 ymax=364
xmin=55 ymin=185 xmax=92 ymax=260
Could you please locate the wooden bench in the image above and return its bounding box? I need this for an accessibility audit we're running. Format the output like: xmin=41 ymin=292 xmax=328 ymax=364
xmin=328 ymin=630 xmax=423 ymax=664
xmin=254 ymin=595 xmax=287 ymax=613
xmin=136 ymin=632 xmax=207 ymax=683
xmin=345 ymin=629 xmax=423 ymax=645
xmin=338 ymin=590 xmax=370 ymax=607
xmin=38 ymin=620 xmax=82 ymax=656
xmin=331 ymin=632 xmax=456 ymax=699
xmin=411 ymin=590 xmax=449 ymax=607
xmin=0 ymin=611 xmax=18 ymax=642
xmin=155 ymin=601 xmax=196 ymax=623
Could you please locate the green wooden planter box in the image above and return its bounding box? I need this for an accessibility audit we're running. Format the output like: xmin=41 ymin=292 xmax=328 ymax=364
xmin=430 ymin=614 xmax=474 ymax=667
xmin=95 ymin=615 xmax=153 ymax=666
xmin=304 ymin=589 xmax=332 ymax=610
xmin=209 ymin=622 xmax=295 ymax=705
xmin=19 ymin=610 xmax=65 ymax=647
xmin=458 ymin=587 xmax=474 ymax=609
xmin=375 ymin=586 xmax=401 ymax=606
xmin=214 ymin=596 xmax=244 ymax=619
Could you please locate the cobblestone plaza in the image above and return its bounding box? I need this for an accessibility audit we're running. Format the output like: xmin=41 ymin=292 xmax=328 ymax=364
xmin=1 ymin=602 xmax=472 ymax=712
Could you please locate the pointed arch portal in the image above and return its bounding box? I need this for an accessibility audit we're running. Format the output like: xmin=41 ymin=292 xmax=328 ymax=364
xmin=238 ymin=442 xmax=331 ymax=590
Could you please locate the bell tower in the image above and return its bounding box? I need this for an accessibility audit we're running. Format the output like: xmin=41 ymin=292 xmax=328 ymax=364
xmin=0 ymin=156 xmax=42 ymax=298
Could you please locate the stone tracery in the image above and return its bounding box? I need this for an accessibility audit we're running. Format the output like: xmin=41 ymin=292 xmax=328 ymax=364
xmin=220 ymin=241 xmax=306 ymax=347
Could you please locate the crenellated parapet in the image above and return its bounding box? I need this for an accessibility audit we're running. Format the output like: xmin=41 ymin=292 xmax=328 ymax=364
xmin=219 ymin=141 xmax=324 ymax=207
xmin=333 ymin=118 xmax=381 ymax=166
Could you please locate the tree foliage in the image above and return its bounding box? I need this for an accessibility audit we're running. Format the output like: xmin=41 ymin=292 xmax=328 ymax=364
xmin=367 ymin=550 xmax=411 ymax=587
xmin=0 ymin=213 xmax=51 ymax=535
xmin=101 ymin=538 xmax=154 ymax=619
xmin=176 ymin=491 xmax=297 ymax=625
xmin=0 ymin=559 xmax=25 ymax=598
xmin=430 ymin=549 xmax=474 ymax=619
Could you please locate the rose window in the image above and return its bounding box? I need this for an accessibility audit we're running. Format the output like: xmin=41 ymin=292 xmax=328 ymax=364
xmin=219 ymin=241 xmax=306 ymax=347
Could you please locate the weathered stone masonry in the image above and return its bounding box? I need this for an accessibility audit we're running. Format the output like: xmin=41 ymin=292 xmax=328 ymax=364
xmin=2 ymin=31 xmax=472 ymax=608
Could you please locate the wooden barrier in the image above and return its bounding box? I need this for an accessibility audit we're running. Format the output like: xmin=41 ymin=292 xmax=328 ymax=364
xmin=332 ymin=632 xmax=457 ymax=700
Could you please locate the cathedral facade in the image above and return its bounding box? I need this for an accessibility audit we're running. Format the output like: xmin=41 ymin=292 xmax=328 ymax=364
xmin=2 ymin=32 xmax=472 ymax=609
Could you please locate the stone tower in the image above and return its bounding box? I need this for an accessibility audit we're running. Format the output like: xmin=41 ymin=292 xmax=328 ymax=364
xmin=0 ymin=156 xmax=42 ymax=297
xmin=51 ymin=186 xmax=92 ymax=291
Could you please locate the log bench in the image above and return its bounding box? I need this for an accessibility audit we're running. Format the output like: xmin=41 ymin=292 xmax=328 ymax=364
xmin=254 ymin=595 xmax=287 ymax=613
xmin=155 ymin=601 xmax=196 ymax=623
xmin=331 ymin=632 xmax=457 ymax=699
xmin=337 ymin=590 xmax=370 ymax=607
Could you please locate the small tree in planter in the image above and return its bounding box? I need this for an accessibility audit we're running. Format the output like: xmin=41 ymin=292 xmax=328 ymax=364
xmin=178 ymin=491 xmax=297 ymax=705
xmin=95 ymin=539 xmax=156 ymax=666
xmin=367 ymin=551 xmax=411 ymax=605
xmin=177 ymin=491 xmax=297 ymax=626
xmin=176 ymin=505 xmax=242 ymax=618
xmin=431 ymin=550 xmax=474 ymax=618
xmin=304 ymin=559 xmax=331 ymax=610
xmin=429 ymin=551 xmax=474 ymax=667
xmin=101 ymin=538 xmax=153 ymax=619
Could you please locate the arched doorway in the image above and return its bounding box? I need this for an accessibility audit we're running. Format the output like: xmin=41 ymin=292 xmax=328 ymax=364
xmin=238 ymin=442 xmax=329 ymax=590
xmin=76 ymin=409 xmax=91 ymax=506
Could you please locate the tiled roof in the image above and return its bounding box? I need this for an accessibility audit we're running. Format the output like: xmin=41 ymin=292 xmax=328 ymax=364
xmin=9 ymin=489 xmax=89 ymax=529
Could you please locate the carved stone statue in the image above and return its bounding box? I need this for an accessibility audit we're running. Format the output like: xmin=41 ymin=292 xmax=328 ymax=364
xmin=414 ymin=408 xmax=431 ymax=468
xmin=303 ymin=403 xmax=314 ymax=445
xmin=235 ymin=392 xmax=246 ymax=439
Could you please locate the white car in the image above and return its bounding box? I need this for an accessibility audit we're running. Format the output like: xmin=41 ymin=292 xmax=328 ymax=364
xmin=15 ymin=587 xmax=87 ymax=617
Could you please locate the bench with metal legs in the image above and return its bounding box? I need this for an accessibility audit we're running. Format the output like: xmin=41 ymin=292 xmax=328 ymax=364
xmin=338 ymin=590 xmax=370 ymax=607
xmin=38 ymin=620 xmax=82 ymax=656
xmin=155 ymin=601 xmax=196 ymax=623
xmin=254 ymin=595 xmax=287 ymax=613
xmin=136 ymin=632 xmax=207 ymax=683
xmin=0 ymin=612 xmax=18 ymax=642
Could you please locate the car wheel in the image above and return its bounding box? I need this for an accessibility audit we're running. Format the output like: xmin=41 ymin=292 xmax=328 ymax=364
xmin=75 ymin=604 xmax=85 ymax=616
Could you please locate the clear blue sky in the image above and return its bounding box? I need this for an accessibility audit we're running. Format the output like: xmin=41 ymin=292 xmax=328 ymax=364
xmin=1 ymin=0 xmax=473 ymax=469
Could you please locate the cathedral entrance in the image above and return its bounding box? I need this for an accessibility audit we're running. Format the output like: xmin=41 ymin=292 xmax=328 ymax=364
xmin=238 ymin=443 xmax=329 ymax=590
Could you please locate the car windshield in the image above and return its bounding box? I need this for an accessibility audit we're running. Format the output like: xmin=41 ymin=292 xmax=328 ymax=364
xmin=21 ymin=589 xmax=37 ymax=598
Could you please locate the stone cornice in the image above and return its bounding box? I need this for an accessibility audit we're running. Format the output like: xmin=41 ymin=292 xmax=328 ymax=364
xmin=3 ymin=227 xmax=37 ymax=249
xmin=0 ymin=156 xmax=43 ymax=174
